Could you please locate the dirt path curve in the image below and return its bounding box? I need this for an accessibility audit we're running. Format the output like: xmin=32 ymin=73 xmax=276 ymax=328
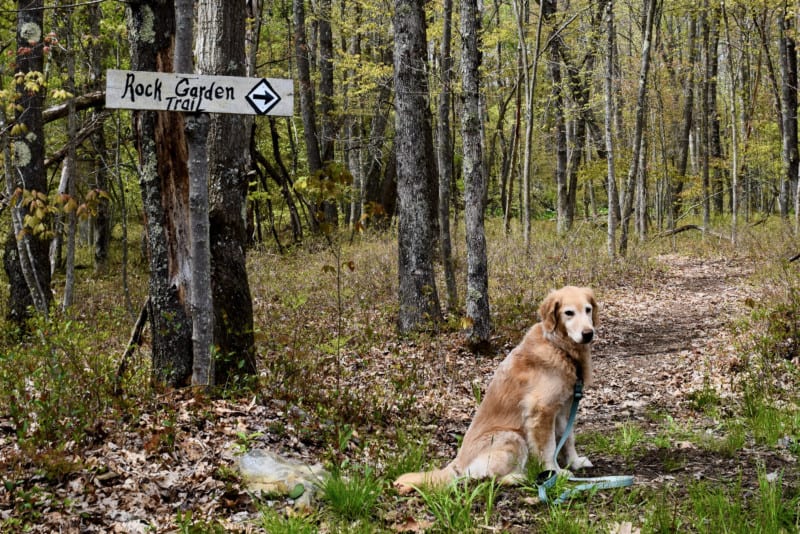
xmin=587 ymin=254 xmax=757 ymax=420
xmin=580 ymin=253 xmax=773 ymax=486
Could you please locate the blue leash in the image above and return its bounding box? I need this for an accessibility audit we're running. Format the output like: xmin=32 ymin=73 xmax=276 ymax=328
xmin=536 ymin=380 xmax=634 ymax=504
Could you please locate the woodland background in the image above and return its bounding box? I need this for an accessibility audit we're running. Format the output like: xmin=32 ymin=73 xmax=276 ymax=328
xmin=0 ymin=0 xmax=800 ymax=531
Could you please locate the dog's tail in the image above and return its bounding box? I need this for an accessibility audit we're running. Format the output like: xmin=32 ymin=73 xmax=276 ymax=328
xmin=393 ymin=463 xmax=459 ymax=494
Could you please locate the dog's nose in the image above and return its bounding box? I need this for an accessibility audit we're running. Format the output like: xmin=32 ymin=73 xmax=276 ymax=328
xmin=581 ymin=330 xmax=594 ymax=343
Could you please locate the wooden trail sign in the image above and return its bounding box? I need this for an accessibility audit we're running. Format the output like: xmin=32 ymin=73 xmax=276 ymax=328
xmin=105 ymin=69 xmax=293 ymax=116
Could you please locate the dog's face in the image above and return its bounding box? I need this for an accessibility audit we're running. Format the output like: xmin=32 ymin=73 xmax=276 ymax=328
xmin=539 ymin=286 xmax=598 ymax=344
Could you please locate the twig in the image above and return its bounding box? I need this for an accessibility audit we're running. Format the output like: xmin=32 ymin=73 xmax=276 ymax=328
xmin=114 ymin=298 xmax=149 ymax=396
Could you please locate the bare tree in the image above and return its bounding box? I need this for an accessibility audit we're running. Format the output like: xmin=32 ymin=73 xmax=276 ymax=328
xmin=619 ymin=0 xmax=657 ymax=256
xmin=437 ymin=0 xmax=458 ymax=312
xmin=461 ymin=0 xmax=490 ymax=349
xmin=3 ymin=0 xmax=52 ymax=321
xmin=394 ymin=0 xmax=442 ymax=333
xmin=197 ymin=0 xmax=258 ymax=384
xmin=127 ymin=0 xmax=193 ymax=386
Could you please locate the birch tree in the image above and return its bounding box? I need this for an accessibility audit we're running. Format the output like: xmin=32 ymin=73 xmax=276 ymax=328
xmin=174 ymin=0 xmax=213 ymax=387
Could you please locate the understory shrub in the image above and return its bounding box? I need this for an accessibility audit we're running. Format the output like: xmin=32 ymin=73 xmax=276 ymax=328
xmin=0 ymin=313 xmax=118 ymax=453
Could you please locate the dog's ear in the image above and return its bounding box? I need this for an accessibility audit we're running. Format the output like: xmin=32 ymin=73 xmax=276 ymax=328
xmin=584 ymin=287 xmax=599 ymax=326
xmin=539 ymin=291 xmax=559 ymax=332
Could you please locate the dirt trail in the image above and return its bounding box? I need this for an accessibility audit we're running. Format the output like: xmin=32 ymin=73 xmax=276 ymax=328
xmin=578 ymin=254 xmax=791 ymax=487
xmin=586 ymin=254 xmax=757 ymax=419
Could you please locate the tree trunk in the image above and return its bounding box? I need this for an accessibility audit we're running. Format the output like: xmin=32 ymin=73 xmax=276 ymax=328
xmin=603 ymin=0 xmax=619 ymax=258
xmin=619 ymin=0 xmax=656 ymax=256
xmin=127 ymin=0 xmax=193 ymax=386
xmin=3 ymin=0 xmax=52 ymax=321
xmin=461 ymin=0 xmax=491 ymax=349
xmin=635 ymin=133 xmax=648 ymax=239
xmin=721 ymin=3 xmax=738 ymax=244
xmin=197 ymin=0 xmax=258 ymax=385
xmin=672 ymin=15 xmax=697 ymax=223
xmin=318 ymin=0 xmax=338 ymax=224
xmin=707 ymin=13 xmax=723 ymax=215
xmin=512 ymin=0 xmax=544 ymax=248
xmin=438 ymin=0 xmax=458 ymax=312
xmin=394 ymin=0 xmax=442 ymax=333
xmin=362 ymin=58 xmax=396 ymax=228
xmin=175 ymin=0 xmax=214 ymax=388
xmin=779 ymin=3 xmax=798 ymax=219
xmin=87 ymin=3 xmax=111 ymax=274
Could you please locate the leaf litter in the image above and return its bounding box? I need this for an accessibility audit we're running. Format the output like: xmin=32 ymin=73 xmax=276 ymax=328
xmin=1 ymin=253 xmax=797 ymax=531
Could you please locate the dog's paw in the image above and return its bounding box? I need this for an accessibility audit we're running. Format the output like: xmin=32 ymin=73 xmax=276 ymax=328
xmin=393 ymin=481 xmax=415 ymax=495
xmin=569 ymin=456 xmax=593 ymax=470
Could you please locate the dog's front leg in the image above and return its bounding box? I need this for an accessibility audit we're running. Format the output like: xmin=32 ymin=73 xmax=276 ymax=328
xmin=526 ymin=408 xmax=559 ymax=471
xmin=555 ymin=402 xmax=592 ymax=470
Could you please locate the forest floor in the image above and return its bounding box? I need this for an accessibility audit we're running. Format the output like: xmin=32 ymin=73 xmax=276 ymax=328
xmin=2 ymin=247 xmax=799 ymax=532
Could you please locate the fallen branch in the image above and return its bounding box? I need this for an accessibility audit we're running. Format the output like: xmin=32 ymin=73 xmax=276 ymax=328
xmin=789 ymin=253 xmax=800 ymax=263
xmin=114 ymin=298 xmax=149 ymax=396
xmin=653 ymin=224 xmax=733 ymax=242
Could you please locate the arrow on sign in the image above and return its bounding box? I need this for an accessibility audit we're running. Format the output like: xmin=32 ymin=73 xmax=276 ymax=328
xmin=246 ymin=79 xmax=281 ymax=115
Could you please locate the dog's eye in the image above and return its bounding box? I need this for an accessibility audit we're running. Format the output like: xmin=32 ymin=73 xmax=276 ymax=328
xmin=564 ymin=310 xmax=575 ymax=317
xmin=585 ymin=306 xmax=592 ymax=314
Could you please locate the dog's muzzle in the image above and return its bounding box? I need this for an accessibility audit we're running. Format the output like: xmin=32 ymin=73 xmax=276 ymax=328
xmin=581 ymin=330 xmax=594 ymax=343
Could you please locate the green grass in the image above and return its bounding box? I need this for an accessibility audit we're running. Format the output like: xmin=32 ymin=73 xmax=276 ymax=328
xmin=259 ymin=507 xmax=319 ymax=534
xmin=416 ymin=478 xmax=500 ymax=533
xmin=4 ymin=218 xmax=800 ymax=531
xmin=320 ymin=465 xmax=383 ymax=522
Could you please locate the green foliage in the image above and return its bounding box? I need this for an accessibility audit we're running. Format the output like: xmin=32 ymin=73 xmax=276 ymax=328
xmin=581 ymin=422 xmax=644 ymax=466
xmin=416 ymin=478 xmax=499 ymax=533
xmin=0 ymin=313 xmax=118 ymax=451
xmin=320 ymin=465 xmax=383 ymax=522
xmin=175 ymin=510 xmax=226 ymax=534
xmin=260 ymin=507 xmax=319 ymax=534
xmin=381 ymin=429 xmax=430 ymax=482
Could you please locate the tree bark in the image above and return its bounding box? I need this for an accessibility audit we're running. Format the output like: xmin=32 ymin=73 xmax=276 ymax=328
xmin=619 ymin=0 xmax=657 ymax=256
xmin=671 ymin=15 xmax=697 ymax=224
xmin=778 ymin=3 xmax=798 ymax=219
xmin=87 ymin=4 xmax=111 ymax=273
xmin=605 ymin=0 xmax=618 ymax=258
xmin=174 ymin=0 xmax=214 ymax=388
xmin=461 ymin=0 xmax=491 ymax=349
xmin=438 ymin=0 xmax=458 ymax=312
xmin=197 ymin=0 xmax=258 ymax=384
xmin=707 ymin=12 xmax=723 ymax=215
xmin=3 ymin=0 xmax=52 ymax=321
xmin=127 ymin=0 xmax=193 ymax=386
xmin=394 ymin=0 xmax=442 ymax=333
xmin=721 ymin=2 xmax=738 ymax=244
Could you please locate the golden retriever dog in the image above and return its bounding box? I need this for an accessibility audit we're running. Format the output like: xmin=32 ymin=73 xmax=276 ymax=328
xmin=394 ymin=286 xmax=598 ymax=493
